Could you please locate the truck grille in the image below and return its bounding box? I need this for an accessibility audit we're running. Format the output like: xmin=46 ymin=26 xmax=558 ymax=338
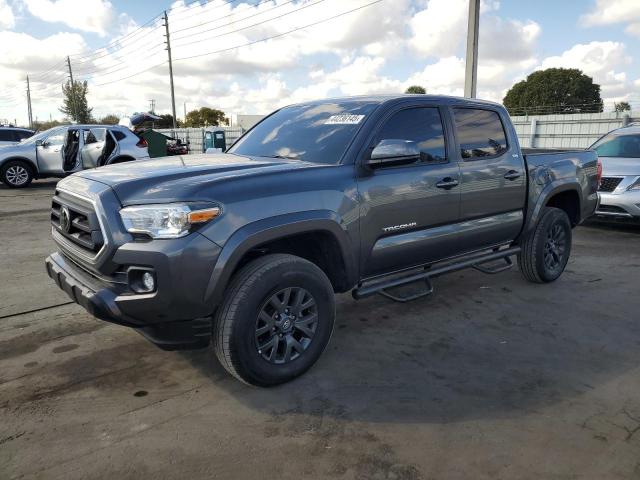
xmin=51 ymin=190 xmax=105 ymax=256
xmin=598 ymin=177 xmax=623 ymax=192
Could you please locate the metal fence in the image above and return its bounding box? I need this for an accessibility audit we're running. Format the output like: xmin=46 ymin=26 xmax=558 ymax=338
xmin=512 ymin=111 xmax=638 ymax=149
xmin=156 ymin=126 xmax=245 ymax=152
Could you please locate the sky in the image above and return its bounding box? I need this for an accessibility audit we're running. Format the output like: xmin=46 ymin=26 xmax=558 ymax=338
xmin=1 ymin=0 xmax=640 ymax=126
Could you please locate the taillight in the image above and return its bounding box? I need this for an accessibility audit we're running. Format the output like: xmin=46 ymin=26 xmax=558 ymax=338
xmin=136 ymin=138 xmax=148 ymax=148
xmin=596 ymin=159 xmax=603 ymax=186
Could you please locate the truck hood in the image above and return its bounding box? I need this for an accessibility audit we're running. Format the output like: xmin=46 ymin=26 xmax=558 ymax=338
xmin=73 ymin=153 xmax=325 ymax=204
xmin=599 ymin=156 xmax=640 ymax=176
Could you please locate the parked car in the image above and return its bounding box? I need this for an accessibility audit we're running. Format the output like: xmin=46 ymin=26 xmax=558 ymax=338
xmin=0 ymin=124 xmax=149 ymax=188
xmin=0 ymin=126 xmax=35 ymax=145
xmin=45 ymin=95 xmax=599 ymax=386
xmin=590 ymin=124 xmax=640 ymax=223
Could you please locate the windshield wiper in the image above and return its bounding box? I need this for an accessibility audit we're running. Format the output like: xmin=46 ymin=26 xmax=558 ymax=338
xmin=262 ymin=154 xmax=299 ymax=160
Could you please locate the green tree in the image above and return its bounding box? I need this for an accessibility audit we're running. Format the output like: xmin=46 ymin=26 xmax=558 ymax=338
xmin=615 ymin=101 xmax=631 ymax=112
xmin=503 ymin=68 xmax=603 ymax=115
xmin=405 ymin=85 xmax=427 ymax=94
xmin=184 ymin=107 xmax=228 ymax=127
xmin=98 ymin=114 xmax=120 ymax=125
xmin=60 ymin=80 xmax=93 ymax=123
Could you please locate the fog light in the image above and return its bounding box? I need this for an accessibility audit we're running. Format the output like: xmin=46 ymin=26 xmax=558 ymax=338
xmin=142 ymin=272 xmax=155 ymax=292
xmin=129 ymin=268 xmax=156 ymax=293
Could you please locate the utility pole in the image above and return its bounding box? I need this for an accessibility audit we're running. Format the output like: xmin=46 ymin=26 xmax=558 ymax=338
xmin=149 ymin=99 xmax=156 ymax=128
xmin=26 ymin=76 xmax=33 ymax=129
xmin=66 ymin=56 xmax=77 ymax=122
xmin=163 ymin=11 xmax=178 ymax=130
xmin=464 ymin=0 xmax=480 ymax=98
xmin=183 ymin=102 xmax=187 ymax=122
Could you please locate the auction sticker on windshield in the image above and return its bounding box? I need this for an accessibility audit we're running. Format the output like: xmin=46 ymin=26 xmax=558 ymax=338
xmin=325 ymin=114 xmax=365 ymax=125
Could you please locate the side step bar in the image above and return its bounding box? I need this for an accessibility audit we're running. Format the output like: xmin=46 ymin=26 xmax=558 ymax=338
xmin=352 ymin=246 xmax=521 ymax=302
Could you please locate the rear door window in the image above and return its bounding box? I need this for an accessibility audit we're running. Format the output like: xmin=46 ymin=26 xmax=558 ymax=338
xmin=453 ymin=108 xmax=508 ymax=159
xmin=111 ymin=130 xmax=126 ymax=141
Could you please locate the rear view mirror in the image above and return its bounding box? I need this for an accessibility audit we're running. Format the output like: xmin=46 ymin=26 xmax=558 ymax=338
xmin=366 ymin=139 xmax=421 ymax=167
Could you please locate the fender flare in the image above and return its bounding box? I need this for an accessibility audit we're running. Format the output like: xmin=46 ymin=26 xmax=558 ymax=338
xmin=523 ymin=179 xmax=581 ymax=236
xmin=203 ymin=210 xmax=358 ymax=307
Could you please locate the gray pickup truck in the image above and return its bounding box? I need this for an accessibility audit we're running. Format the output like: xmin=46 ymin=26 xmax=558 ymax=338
xmin=45 ymin=95 xmax=600 ymax=386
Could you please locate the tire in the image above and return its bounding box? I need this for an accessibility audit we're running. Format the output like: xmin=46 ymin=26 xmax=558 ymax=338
xmin=518 ymin=207 xmax=572 ymax=283
xmin=213 ymin=254 xmax=335 ymax=387
xmin=1 ymin=160 xmax=34 ymax=188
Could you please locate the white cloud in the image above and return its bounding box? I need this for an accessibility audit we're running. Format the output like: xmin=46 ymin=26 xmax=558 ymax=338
xmin=2 ymin=0 xmax=639 ymax=125
xmin=19 ymin=0 xmax=116 ymax=36
xmin=537 ymin=41 xmax=634 ymax=103
xmin=0 ymin=0 xmax=15 ymax=29
xmin=581 ymin=0 xmax=640 ymax=37
xmin=409 ymin=0 xmax=467 ymax=57
xmin=539 ymin=41 xmax=630 ymax=78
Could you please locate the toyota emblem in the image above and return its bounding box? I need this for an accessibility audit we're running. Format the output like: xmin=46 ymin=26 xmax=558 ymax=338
xmin=60 ymin=206 xmax=71 ymax=233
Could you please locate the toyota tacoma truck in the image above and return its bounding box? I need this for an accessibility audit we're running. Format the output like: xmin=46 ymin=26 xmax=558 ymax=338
xmin=45 ymin=95 xmax=600 ymax=386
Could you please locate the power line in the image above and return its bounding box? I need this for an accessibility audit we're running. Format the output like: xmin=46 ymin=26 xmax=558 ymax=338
xmin=91 ymin=0 xmax=384 ymax=86
xmin=171 ymin=0 xmax=290 ymax=35
xmin=70 ymin=14 xmax=164 ymax=62
xmin=168 ymin=0 xmax=239 ymax=23
xmin=171 ymin=0 xmax=327 ymax=48
xmin=174 ymin=0 xmax=384 ymax=61
xmin=73 ymin=43 xmax=166 ymax=78
xmin=77 ymin=0 xmax=322 ymax=82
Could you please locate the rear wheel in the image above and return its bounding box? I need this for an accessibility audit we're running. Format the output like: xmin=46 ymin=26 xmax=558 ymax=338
xmin=1 ymin=160 xmax=34 ymax=188
xmin=518 ymin=207 xmax=572 ymax=283
xmin=214 ymin=254 xmax=335 ymax=386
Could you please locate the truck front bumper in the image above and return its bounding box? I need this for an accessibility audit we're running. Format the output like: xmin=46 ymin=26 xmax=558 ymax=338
xmin=45 ymin=232 xmax=222 ymax=350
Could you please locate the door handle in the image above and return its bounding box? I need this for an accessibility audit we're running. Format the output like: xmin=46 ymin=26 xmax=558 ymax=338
xmin=504 ymin=170 xmax=521 ymax=180
xmin=436 ymin=177 xmax=459 ymax=189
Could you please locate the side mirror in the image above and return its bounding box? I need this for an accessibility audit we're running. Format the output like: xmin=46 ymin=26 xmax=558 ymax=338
xmin=35 ymin=139 xmax=44 ymax=147
xmin=366 ymin=139 xmax=421 ymax=167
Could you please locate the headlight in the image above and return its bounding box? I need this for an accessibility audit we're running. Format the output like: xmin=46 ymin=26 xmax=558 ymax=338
xmin=120 ymin=203 xmax=221 ymax=239
xmin=628 ymin=178 xmax=640 ymax=191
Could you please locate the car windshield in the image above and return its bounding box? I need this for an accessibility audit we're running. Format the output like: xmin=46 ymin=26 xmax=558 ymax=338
xmin=228 ymin=101 xmax=380 ymax=164
xmin=591 ymin=133 xmax=640 ymax=158
xmin=20 ymin=127 xmax=64 ymax=145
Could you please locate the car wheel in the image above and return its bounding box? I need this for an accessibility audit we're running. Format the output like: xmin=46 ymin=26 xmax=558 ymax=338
xmin=214 ymin=254 xmax=335 ymax=387
xmin=518 ymin=207 xmax=572 ymax=283
xmin=1 ymin=161 xmax=34 ymax=188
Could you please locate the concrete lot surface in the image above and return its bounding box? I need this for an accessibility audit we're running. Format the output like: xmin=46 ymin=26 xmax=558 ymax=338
xmin=1 ymin=180 xmax=640 ymax=479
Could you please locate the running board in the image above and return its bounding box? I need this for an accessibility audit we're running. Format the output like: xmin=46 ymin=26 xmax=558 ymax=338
xmin=352 ymin=246 xmax=521 ymax=302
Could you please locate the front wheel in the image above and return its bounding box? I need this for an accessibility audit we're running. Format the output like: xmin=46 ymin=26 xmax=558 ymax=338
xmin=1 ymin=161 xmax=34 ymax=188
xmin=518 ymin=207 xmax=572 ymax=283
xmin=213 ymin=254 xmax=335 ymax=386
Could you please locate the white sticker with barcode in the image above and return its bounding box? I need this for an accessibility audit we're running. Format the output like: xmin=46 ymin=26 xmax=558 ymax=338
xmin=325 ymin=114 xmax=365 ymax=125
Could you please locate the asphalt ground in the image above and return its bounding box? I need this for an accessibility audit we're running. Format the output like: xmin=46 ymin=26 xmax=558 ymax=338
xmin=1 ymin=179 xmax=640 ymax=479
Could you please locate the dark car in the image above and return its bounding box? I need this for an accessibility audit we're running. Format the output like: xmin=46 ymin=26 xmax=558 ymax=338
xmin=45 ymin=95 xmax=600 ymax=386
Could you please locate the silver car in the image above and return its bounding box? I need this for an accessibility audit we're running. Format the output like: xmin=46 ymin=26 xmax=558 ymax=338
xmin=591 ymin=125 xmax=640 ymax=223
xmin=0 ymin=124 xmax=149 ymax=188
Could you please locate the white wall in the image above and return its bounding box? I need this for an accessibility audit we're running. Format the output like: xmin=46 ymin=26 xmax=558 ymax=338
xmin=511 ymin=111 xmax=636 ymax=149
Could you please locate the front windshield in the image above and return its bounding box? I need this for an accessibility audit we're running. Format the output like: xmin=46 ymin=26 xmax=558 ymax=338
xmin=228 ymin=101 xmax=380 ymax=164
xmin=591 ymin=133 xmax=640 ymax=158
xmin=20 ymin=127 xmax=64 ymax=145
